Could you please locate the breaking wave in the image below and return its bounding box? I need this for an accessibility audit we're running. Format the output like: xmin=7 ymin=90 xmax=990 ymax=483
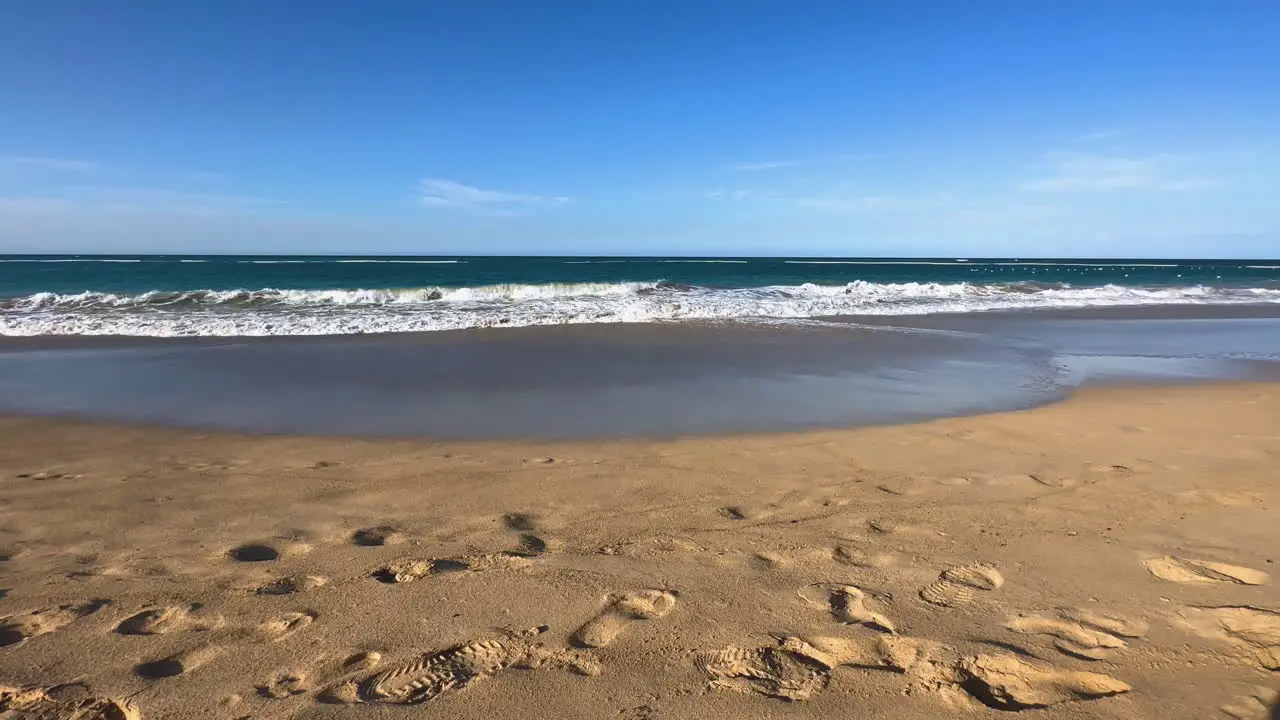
xmin=3 ymin=280 xmax=1279 ymax=337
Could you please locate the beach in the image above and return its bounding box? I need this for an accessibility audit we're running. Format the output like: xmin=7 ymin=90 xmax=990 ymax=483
xmin=3 ymin=256 xmax=1279 ymax=718
xmin=1 ymin=381 xmax=1277 ymax=718
xmin=6 ymin=0 xmax=1279 ymax=715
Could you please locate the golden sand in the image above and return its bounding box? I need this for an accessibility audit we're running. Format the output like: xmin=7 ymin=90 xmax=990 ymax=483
xmin=1 ymin=383 xmax=1277 ymax=718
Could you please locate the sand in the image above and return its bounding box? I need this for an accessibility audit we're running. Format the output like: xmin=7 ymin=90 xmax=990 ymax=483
xmin=0 ymin=382 xmax=1278 ymax=719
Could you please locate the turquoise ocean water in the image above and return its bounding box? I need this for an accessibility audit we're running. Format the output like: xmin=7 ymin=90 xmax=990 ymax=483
xmin=2 ymin=255 xmax=1278 ymax=336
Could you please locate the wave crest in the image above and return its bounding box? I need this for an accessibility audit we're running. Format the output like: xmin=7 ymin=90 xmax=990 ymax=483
xmin=3 ymin=282 xmax=661 ymax=311
xmin=3 ymin=280 xmax=1279 ymax=336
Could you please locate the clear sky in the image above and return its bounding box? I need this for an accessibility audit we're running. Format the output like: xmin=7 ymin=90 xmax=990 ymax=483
xmin=1 ymin=1 xmax=1277 ymax=257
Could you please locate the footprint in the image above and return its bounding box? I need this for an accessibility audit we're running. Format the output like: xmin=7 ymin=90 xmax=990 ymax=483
xmin=116 ymin=604 xmax=222 ymax=635
xmin=308 ymin=652 xmax=385 ymax=704
xmin=571 ymin=590 xmax=678 ymax=648
xmin=257 ymin=575 xmax=329 ymax=596
xmin=0 ymin=685 xmax=138 ymax=719
xmin=329 ymin=627 xmax=551 ymax=705
xmin=1221 ymin=686 xmax=1280 ymax=720
xmin=258 ymin=671 xmax=309 ymax=699
xmin=0 ymin=600 xmax=109 ymax=647
xmin=256 ymin=610 xmax=318 ymax=642
xmin=955 ymin=654 xmax=1131 ymax=709
xmin=799 ymin=634 xmax=920 ymax=671
xmin=372 ymin=553 xmax=532 ymax=583
xmin=619 ymin=705 xmax=660 ymax=720
xmin=343 ymin=651 xmax=383 ymax=673
xmin=920 ymin=565 xmax=1004 ymax=608
xmin=530 ymin=646 xmax=601 ymax=677
xmin=117 ymin=606 xmax=188 ymax=636
xmin=700 ymin=635 xmax=939 ymax=701
xmin=227 ymin=544 xmax=280 ymax=562
xmin=1004 ymin=615 xmax=1127 ymax=661
xmin=514 ymin=533 xmax=549 ymax=557
xmin=1059 ymin=608 xmax=1149 ymax=639
xmin=1176 ymin=605 xmax=1280 ymax=670
xmin=696 ymin=637 xmax=833 ymax=701
xmin=351 ymin=526 xmax=403 ymax=547
xmin=832 ymin=545 xmax=897 ymax=569
xmin=749 ymin=553 xmax=788 ymax=571
xmin=800 ymin=584 xmax=895 ymax=633
xmin=373 ymin=559 xmax=445 ymax=583
xmin=498 ymin=512 xmax=552 ymax=556
xmin=135 ymin=645 xmax=223 ymax=679
xmin=1143 ymin=556 xmax=1269 ymax=585
xmin=1178 ymin=490 xmax=1265 ymax=508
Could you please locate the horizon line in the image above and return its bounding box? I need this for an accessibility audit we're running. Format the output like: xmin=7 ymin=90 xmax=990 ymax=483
xmin=0 ymin=252 xmax=1277 ymax=262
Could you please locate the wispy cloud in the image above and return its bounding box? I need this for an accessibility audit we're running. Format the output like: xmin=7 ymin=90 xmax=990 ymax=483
xmin=0 ymin=156 xmax=100 ymax=172
xmin=0 ymin=197 xmax=73 ymax=214
xmin=419 ymin=178 xmax=571 ymax=209
xmin=0 ymin=152 xmax=280 ymax=218
xmin=728 ymin=160 xmax=801 ymax=172
xmin=85 ymin=186 xmax=276 ymax=213
xmin=0 ymin=187 xmax=277 ymax=216
xmin=1022 ymin=153 xmax=1217 ymax=192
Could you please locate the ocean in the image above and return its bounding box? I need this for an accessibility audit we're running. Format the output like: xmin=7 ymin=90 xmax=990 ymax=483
xmin=2 ymin=254 xmax=1280 ymax=437
xmin=2 ymin=255 xmax=1279 ymax=336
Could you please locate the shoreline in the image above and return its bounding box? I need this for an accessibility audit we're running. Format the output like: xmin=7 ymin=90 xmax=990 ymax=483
xmin=3 ymin=308 xmax=1280 ymax=440
xmin=1 ymin=381 xmax=1278 ymax=718
xmin=0 ymin=374 xmax=1268 ymax=445
xmin=5 ymin=300 xmax=1280 ymax=347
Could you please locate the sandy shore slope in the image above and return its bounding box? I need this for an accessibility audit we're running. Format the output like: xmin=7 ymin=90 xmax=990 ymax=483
xmin=1 ymin=383 xmax=1277 ymax=719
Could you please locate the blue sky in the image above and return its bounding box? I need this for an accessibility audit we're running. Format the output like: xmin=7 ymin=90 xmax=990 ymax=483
xmin=1 ymin=1 xmax=1277 ymax=257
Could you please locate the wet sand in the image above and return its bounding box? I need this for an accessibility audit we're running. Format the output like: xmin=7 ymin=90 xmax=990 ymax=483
xmin=3 ymin=307 xmax=1280 ymax=439
xmin=1 ymin=382 xmax=1278 ymax=718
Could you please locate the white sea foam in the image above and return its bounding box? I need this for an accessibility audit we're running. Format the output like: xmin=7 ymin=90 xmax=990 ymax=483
xmin=989 ymin=262 xmax=1182 ymax=267
xmin=332 ymin=259 xmax=463 ymax=264
xmin=3 ymin=280 xmax=1280 ymax=337
xmin=234 ymin=258 xmax=463 ymax=264
xmin=784 ymin=260 xmax=1186 ymax=267
xmin=786 ymin=260 xmax=969 ymax=266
